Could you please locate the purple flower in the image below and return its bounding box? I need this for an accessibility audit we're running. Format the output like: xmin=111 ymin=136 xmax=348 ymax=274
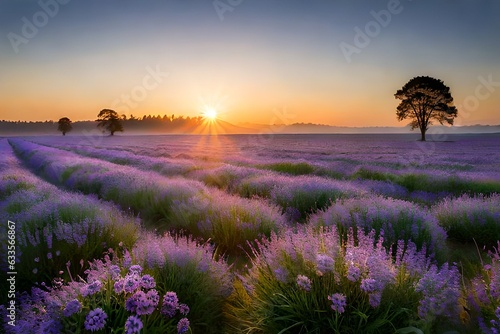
xmin=125 ymin=294 xmax=138 ymax=313
xmin=316 ymin=254 xmax=334 ymax=275
xmin=347 ymin=264 xmax=361 ymax=282
xmin=84 ymin=308 xmax=107 ymax=332
xmin=114 ymin=279 xmax=124 ymax=294
xmin=126 ymin=289 xmax=160 ymax=315
xmin=123 ymin=273 xmax=140 ymax=293
xmin=360 ymin=278 xmax=377 ymax=293
xmin=161 ymin=291 xmax=179 ymax=317
xmin=123 ymin=250 xmax=132 ymax=268
xmin=416 ymin=263 xmax=460 ymax=320
xmin=109 ymin=265 xmax=121 ymax=279
xmin=368 ymin=292 xmax=382 ymax=308
xmin=296 ymin=275 xmax=312 ymax=292
xmin=328 ymin=293 xmax=347 ymax=314
xmin=179 ymin=303 xmax=190 ymax=316
xmin=129 ymin=264 xmax=143 ymax=274
xmin=140 ymin=274 xmax=156 ymax=289
xmin=136 ymin=290 xmax=159 ymax=315
xmin=273 ymin=267 xmax=288 ymax=283
xmin=124 ymin=315 xmax=143 ymax=334
xmin=82 ymin=280 xmax=102 ymax=297
xmin=177 ymin=318 xmax=190 ymax=334
xmin=63 ymin=299 xmax=82 ymax=317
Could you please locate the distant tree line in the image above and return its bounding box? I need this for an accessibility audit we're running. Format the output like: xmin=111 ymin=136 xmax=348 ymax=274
xmin=0 ymin=111 xmax=206 ymax=136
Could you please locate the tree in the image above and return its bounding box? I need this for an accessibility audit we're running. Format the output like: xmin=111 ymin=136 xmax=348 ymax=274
xmin=57 ymin=117 xmax=72 ymax=136
xmin=96 ymin=109 xmax=124 ymax=136
xmin=395 ymin=76 xmax=458 ymax=141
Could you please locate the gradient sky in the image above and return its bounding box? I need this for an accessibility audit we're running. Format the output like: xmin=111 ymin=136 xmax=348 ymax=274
xmin=1 ymin=0 xmax=499 ymax=127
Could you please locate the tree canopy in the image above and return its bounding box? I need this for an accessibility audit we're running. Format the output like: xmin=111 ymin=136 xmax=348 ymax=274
xmin=395 ymin=76 xmax=458 ymax=141
xmin=96 ymin=109 xmax=124 ymax=136
xmin=57 ymin=117 xmax=72 ymax=136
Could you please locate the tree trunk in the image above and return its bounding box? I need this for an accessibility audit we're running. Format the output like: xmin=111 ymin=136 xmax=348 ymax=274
xmin=420 ymin=128 xmax=426 ymax=141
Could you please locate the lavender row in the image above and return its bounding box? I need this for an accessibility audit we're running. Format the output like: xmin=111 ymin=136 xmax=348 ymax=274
xmin=0 ymin=139 xmax=139 ymax=293
xmin=9 ymin=139 xmax=286 ymax=256
xmin=309 ymin=196 xmax=447 ymax=259
xmin=48 ymin=142 xmax=368 ymax=220
xmin=38 ymin=142 xmax=206 ymax=177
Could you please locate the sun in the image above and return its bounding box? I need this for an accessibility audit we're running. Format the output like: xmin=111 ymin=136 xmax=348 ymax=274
xmin=203 ymin=107 xmax=218 ymax=121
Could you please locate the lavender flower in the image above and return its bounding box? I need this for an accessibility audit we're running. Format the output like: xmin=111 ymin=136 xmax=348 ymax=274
xmin=63 ymin=299 xmax=82 ymax=317
xmin=328 ymin=293 xmax=347 ymax=314
xmin=129 ymin=264 xmax=143 ymax=274
xmin=109 ymin=264 xmax=121 ymax=280
xmin=135 ymin=290 xmax=159 ymax=315
xmin=123 ymin=273 xmax=140 ymax=293
xmin=296 ymin=275 xmax=312 ymax=292
xmin=179 ymin=303 xmax=190 ymax=316
xmin=177 ymin=317 xmax=190 ymax=334
xmin=347 ymin=264 xmax=361 ymax=282
xmin=84 ymin=308 xmax=107 ymax=332
xmin=124 ymin=315 xmax=143 ymax=334
xmin=161 ymin=291 xmax=179 ymax=317
xmin=274 ymin=267 xmax=288 ymax=283
xmin=125 ymin=294 xmax=138 ymax=313
xmin=416 ymin=263 xmax=460 ymax=320
xmin=360 ymin=278 xmax=377 ymax=293
xmin=368 ymin=292 xmax=382 ymax=308
xmin=140 ymin=274 xmax=156 ymax=289
xmin=114 ymin=279 xmax=125 ymax=294
xmin=316 ymin=254 xmax=334 ymax=275
xmin=82 ymin=280 xmax=102 ymax=297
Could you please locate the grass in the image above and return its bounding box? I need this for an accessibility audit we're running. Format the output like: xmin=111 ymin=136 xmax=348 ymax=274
xmin=352 ymin=167 xmax=500 ymax=196
xmin=261 ymin=162 xmax=315 ymax=175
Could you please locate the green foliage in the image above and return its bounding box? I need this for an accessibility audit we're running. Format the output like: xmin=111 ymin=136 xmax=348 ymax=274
xmin=0 ymin=174 xmax=36 ymax=199
xmin=262 ymin=162 xmax=315 ymax=175
xmin=351 ymin=168 xmax=396 ymax=182
xmin=151 ymin=262 xmax=226 ymax=333
xmin=433 ymin=194 xmax=500 ymax=248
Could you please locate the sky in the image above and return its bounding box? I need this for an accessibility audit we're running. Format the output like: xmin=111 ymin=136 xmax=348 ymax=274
xmin=0 ymin=0 xmax=499 ymax=127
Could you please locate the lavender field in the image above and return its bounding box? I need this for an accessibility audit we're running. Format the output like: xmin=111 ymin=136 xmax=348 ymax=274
xmin=2 ymin=133 xmax=500 ymax=333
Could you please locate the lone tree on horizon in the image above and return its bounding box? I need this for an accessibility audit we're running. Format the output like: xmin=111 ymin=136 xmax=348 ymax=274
xmin=395 ymin=76 xmax=458 ymax=141
xmin=57 ymin=117 xmax=72 ymax=136
xmin=96 ymin=109 xmax=124 ymax=136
